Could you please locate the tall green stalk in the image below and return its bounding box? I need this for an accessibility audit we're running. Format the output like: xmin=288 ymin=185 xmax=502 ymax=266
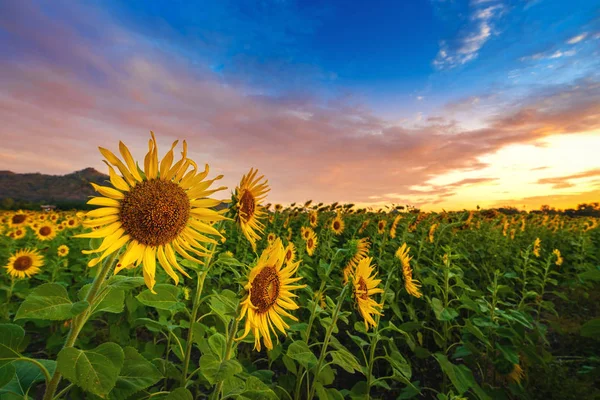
xmin=43 ymin=251 xmax=120 ymax=400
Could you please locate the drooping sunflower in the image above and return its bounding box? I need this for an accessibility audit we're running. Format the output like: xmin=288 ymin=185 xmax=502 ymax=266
xmin=237 ymin=238 xmax=306 ymax=351
xmin=358 ymin=219 xmax=370 ymax=234
xmin=284 ymin=242 xmax=296 ymax=264
xmin=309 ymin=210 xmax=318 ymax=227
xmin=377 ymin=219 xmax=387 ymax=234
xmin=352 ymin=257 xmax=384 ymax=330
xmin=58 ymin=245 xmax=69 ymax=257
xmin=331 ymin=212 xmax=345 ymax=235
xmin=35 ymin=223 xmax=57 ymax=241
xmin=8 ymin=211 xmax=28 ymax=228
xmin=4 ymin=248 xmax=44 ymax=278
xmin=306 ymin=230 xmax=318 ymax=256
xmin=507 ymin=363 xmax=525 ymax=385
xmin=533 ymin=238 xmax=541 ymax=257
xmin=428 ymin=223 xmax=438 ymax=243
xmin=343 ymin=238 xmax=370 ymax=284
xmin=390 ymin=215 xmax=402 ymax=239
xmin=274 ymin=204 xmax=282 ymax=212
xmin=231 ymin=168 xmax=269 ymax=252
xmin=75 ymin=132 xmax=227 ymax=292
xmin=396 ymin=243 xmax=422 ymax=298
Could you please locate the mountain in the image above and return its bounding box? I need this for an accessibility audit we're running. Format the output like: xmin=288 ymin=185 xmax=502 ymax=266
xmin=0 ymin=168 xmax=109 ymax=207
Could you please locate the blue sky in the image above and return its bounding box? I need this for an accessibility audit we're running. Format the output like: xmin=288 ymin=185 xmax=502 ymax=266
xmin=1 ymin=0 xmax=599 ymax=209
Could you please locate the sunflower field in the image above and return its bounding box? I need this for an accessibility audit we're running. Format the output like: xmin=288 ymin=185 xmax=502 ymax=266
xmin=1 ymin=133 xmax=599 ymax=400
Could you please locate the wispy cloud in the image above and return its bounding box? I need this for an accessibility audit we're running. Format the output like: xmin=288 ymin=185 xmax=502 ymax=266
xmin=433 ymin=2 xmax=505 ymax=69
xmin=567 ymin=32 xmax=588 ymax=44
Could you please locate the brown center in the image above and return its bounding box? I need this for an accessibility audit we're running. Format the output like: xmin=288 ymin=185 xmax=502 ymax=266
xmin=250 ymin=266 xmax=280 ymax=313
xmin=68 ymin=219 xmax=75 ymax=226
xmin=12 ymin=215 xmax=26 ymax=224
xmin=119 ymin=179 xmax=190 ymax=246
xmin=357 ymin=277 xmax=369 ymax=300
xmin=13 ymin=256 xmax=33 ymax=271
xmin=308 ymin=238 xmax=314 ymax=248
xmin=39 ymin=226 xmax=52 ymax=236
xmin=239 ymin=190 xmax=255 ymax=219
xmin=285 ymin=249 xmax=292 ymax=261
xmin=333 ymin=221 xmax=340 ymax=230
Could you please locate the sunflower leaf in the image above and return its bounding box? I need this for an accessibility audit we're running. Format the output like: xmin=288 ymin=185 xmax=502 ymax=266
xmin=286 ymin=341 xmax=317 ymax=369
xmin=14 ymin=283 xmax=75 ymax=321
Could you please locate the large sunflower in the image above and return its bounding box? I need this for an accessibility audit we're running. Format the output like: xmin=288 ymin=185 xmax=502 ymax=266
xmin=4 ymin=248 xmax=44 ymax=278
xmin=231 ymin=168 xmax=269 ymax=251
xmin=237 ymin=238 xmax=306 ymax=351
xmin=352 ymin=257 xmax=384 ymax=330
xmin=75 ymin=132 xmax=227 ymax=292
xmin=8 ymin=211 xmax=28 ymax=228
xmin=331 ymin=212 xmax=345 ymax=235
xmin=35 ymin=223 xmax=57 ymax=241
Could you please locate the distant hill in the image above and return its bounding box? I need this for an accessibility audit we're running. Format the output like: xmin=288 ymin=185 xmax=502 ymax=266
xmin=0 ymin=168 xmax=109 ymax=209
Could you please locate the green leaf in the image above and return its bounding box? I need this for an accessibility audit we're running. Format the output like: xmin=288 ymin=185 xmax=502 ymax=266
xmin=0 ymin=359 xmax=56 ymax=397
xmin=433 ymin=353 xmax=474 ymax=394
xmin=0 ymin=324 xmax=25 ymax=365
xmin=165 ymin=388 xmax=194 ymax=400
xmin=578 ymin=270 xmax=600 ymax=282
xmin=15 ymin=283 xmax=76 ymax=321
xmin=136 ymin=284 xmax=183 ymax=312
xmin=286 ymin=341 xmax=317 ymax=369
xmin=106 ymin=275 xmax=147 ymax=290
xmin=581 ymin=318 xmax=600 ymax=339
xmin=93 ymin=289 xmax=125 ymax=315
xmin=57 ymin=342 xmax=125 ymax=396
xmin=329 ymin=350 xmax=362 ymax=374
xmin=70 ymin=300 xmax=90 ymax=316
xmin=389 ymin=350 xmax=412 ymax=381
xmin=109 ymin=347 xmax=162 ymax=400
xmin=239 ymin=376 xmax=278 ymax=400
xmin=209 ymin=290 xmax=239 ymax=323
xmin=199 ymin=354 xmax=242 ymax=385
xmin=0 ymin=363 xmax=16 ymax=389
xmin=208 ymin=333 xmax=227 ymax=360
xmin=430 ymin=298 xmax=458 ymax=321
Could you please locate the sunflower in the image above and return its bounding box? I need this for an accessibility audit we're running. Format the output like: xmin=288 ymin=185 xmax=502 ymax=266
xmin=8 ymin=211 xmax=28 ymax=228
xmin=358 ymin=219 xmax=370 ymax=234
xmin=267 ymin=232 xmax=276 ymax=243
xmin=428 ymin=223 xmax=438 ymax=243
xmin=533 ymin=238 xmax=541 ymax=257
xmin=377 ymin=219 xmax=387 ymax=234
xmin=274 ymin=204 xmax=282 ymax=212
xmin=343 ymin=238 xmax=370 ymax=284
xmin=301 ymin=226 xmax=313 ymax=241
xmin=35 ymin=223 xmax=57 ymax=241
xmin=231 ymin=168 xmax=269 ymax=252
xmin=352 ymin=257 xmax=384 ymax=330
xmin=4 ymin=248 xmax=44 ymax=278
xmin=309 ymin=211 xmax=318 ymax=227
xmin=507 ymin=363 xmax=525 ymax=385
xmin=331 ymin=212 xmax=345 ymax=235
xmin=284 ymin=242 xmax=296 ymax=264
xmin=286 ymin=227 xmax=293 ymax=241
xmin=237 ymin=238 xmax=306 ymax=351
xmin=306 ymin=230 xmax=318 ymax=256
xmin=58 ymin=245 xmax=69 ymax=257
xmin=390 ymin=215 xmax=402 ymax=239
xmin=75 ymin=132 xmax=227 ymax=292
xmin=49 ymin=213 xmax=59 ymax=223
xmin=65 ymin=216 xmax=80 ymax=229
xmin=396 ymin=243 xmax=422 ymax=298
xmin=552 ymin=249 xmax=563 ymax=266
xmin=9 ymin=227 xmax=26 ymax=240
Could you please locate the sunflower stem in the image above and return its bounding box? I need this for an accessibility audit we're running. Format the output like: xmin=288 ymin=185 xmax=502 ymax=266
xmin=211 ymin=310 xmax=240 ymax=400
xmin=43 ymin=251 xmax=119 ymax=400
xmin=307 ymin=283 xmax=349 ymax=400
xmin=181 ymin=226 xmax=221 ymax=387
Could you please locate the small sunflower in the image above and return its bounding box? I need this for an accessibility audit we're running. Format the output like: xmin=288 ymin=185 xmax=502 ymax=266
xmin=428 ymin=223 xmax=438 ymax=243
xmin=284 ymin=242 xmax=296 ymax=264
xmin=507 ymin=363 xmax=525 ymax=385
xmin=4 ymin=248 xmax=44 ymax=278
xmin=352 ymin=257 xmax=384 ymax=330
xmin=396 ymin=243 xmax=422 ymax=298
xmin=301 ymin=226 xmax=313 ymax=241
xmin=231 ymin=168 xmax=269 ymax=251
xmin=358 ymin=219 xmax=370 ymax=234
xmin=75 ymin=132 xmax=227 ymax=292
xmin=58 ymin=245 xmax=69 ymax=257
xmin=343 ymin=238 xmax=370 ymax=284
xmin=390 ymin=215 xmax=402 ymax=239
xmin=377 ymin=219 xmax=387 ymax=234
xmin=35 ymin=223 xmax=57 ymax=241
xmin=552 ymin=249 xmax=563 ymax=266
xmin=274 ymin=204 xmax=283 ymax=212
xmin=306 ymin=230 xmax=318 ymax=256
xmin=331 ymin=212 xmax=345 ymax=235
xmin=65 ymin=216 xmax=80 ymax=229
xmin=237 ymin=238 xmax=306 ymax=351
xmin=267 ymin=232 xmax=276 ymax=243
xmin=309 ymin=211 xmax=318 ymax=227
xmin=9 ymin=227 xmax=26 ymax=240
xmin=286 ymin=227 xmax=293 ymax=241
xmin=533 ymin=238 xmax=541 ymax=257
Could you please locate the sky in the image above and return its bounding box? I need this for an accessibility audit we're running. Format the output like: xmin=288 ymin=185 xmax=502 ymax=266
xmin=0 ymin=0 xmax=599 ymax=211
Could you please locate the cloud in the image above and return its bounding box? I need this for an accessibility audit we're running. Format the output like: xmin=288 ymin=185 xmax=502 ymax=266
xmin=536 ymin=168 xmax=600 ymax=189
xmin=1 ymin=1 xmax=599 ymax=209
xmin=567 ymin=33 xmax=588 ymax=44
xmin=433 ymin=2 xmax=504 ymax=69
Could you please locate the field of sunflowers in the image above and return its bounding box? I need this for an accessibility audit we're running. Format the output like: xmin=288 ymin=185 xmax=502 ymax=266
xmin=1 ymin=133 xmax=599 ymax=400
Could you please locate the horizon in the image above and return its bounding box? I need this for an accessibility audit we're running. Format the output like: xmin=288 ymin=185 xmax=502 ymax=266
xmin=1 ymin=0 xmax=599 ymax=211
